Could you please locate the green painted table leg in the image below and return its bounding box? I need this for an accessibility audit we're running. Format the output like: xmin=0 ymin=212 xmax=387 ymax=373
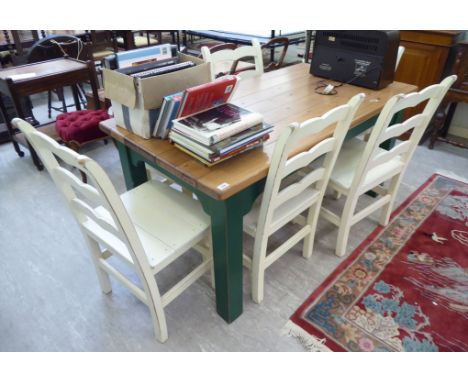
xmin=198 ymin=180 xmax=265 ymax=322
xmin=116 ymin=141 xmax=147 ymax=190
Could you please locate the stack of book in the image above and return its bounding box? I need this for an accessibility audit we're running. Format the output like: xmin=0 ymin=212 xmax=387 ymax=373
xmin=169 ymin=103 xmax=273 ymax=166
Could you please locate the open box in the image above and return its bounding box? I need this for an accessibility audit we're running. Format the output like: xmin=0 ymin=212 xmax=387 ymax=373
xmin=103 ymin=53 xmax=211 ymax=139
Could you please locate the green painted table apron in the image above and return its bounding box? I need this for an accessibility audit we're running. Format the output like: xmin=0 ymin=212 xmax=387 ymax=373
xmin=114 ymin=112 xmax=402 ymax=324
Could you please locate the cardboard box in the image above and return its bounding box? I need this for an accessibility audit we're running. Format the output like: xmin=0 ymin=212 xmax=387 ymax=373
xmin=103 ymin=53 xmax=211 ymax=139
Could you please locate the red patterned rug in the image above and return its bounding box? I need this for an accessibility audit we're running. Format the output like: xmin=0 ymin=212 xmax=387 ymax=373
xmin=286 ymin=174 xmax=468 ymax=352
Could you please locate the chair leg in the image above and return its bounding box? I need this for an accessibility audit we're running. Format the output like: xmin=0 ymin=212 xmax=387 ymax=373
xmin=332 ymin=189 xmax=342 ymax=200
xmin=379 ymin=176 xmax=402 ymax=226
xmin=143 ymin=281 xmax=169 ymax=343
xmin=84 ymin=236 xmax=112 ymax=294
xmin=198 ymin=235 xmax=215 ymax=289
xmin=251 ymin=240 xmax=268 ymax=304
xmin=28 ymin=142 xmax=44 ymax=171
xmin=336 ymin=194 xmax=359 ymax=257
xmin=47 ymin=90 xmax=52 ymax=118
xmin=206 ymin=236 xmax=215 ymax=289
xmin=302 ymin=203 xmax=321 ymax=258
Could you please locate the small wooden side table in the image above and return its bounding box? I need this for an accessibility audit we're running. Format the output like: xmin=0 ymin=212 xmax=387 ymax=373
xmin=0 ymin=57 xmax=100 ymax=170
xmin=429 ymin=40 xmax=468 ymax=149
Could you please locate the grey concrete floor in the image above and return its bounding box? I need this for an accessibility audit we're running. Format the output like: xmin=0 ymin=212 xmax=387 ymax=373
xmin=0 ymin=91 xmax=467 ymax=351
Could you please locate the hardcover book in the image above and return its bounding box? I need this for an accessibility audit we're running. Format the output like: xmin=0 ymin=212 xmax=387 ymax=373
xmin=177 ymin=76 xmax=238 ymax=118
xmin=153 ymin=91 xmax=183 ymax=138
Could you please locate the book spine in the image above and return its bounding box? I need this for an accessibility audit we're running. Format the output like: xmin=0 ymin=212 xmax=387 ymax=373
xmin=211 ymin=136 xmax=268 ymax=161
xmin=171 ymin=125 xmax=211 ymax=146
xmin=153 ymin=100 xmax=169 ymax=138
xmin=169 ymin=132 xmax=214 ymax=159
xmin=163 ymin=98 xmax=182 ymax=139
xmin=209 ymin=114 xmax=263 ymax=145
xmin=217 ymin=128 xmax=273 ymax=155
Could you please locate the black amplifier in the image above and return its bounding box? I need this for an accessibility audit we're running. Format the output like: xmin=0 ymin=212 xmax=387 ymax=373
xmin=310 ymin=31 xmax=400 ymax=89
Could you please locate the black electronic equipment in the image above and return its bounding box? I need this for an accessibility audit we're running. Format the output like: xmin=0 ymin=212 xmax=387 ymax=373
xmin=310 ymin=31 xmax=400 ymax=90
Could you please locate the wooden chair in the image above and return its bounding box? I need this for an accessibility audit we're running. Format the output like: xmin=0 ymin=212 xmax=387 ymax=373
xmin=262 ymin=37 xmax=290 ymax=72
xmin=202 ymin=38 xmax=264 ymax=81
xmin=85 ymin=30 xmax=119 ymax=63
xmin=242 ymin=93 xmax=365 ymax=303
xmin=13 ymin=118 xmax=212 ymax=343
xmin=321 ymin=75 xmax=457 ymax=257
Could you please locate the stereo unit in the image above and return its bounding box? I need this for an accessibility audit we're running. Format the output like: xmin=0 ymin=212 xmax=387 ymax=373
xmin=310 ymin=30 xmax=400 ymax=89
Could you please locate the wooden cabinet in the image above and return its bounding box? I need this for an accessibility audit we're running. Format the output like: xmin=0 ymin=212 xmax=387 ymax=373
xmin=394 ymin=31 xmax=463 ymax=139
xmin=429 ymin=40 xmax=468 ymax=149
xmin=395 ymin=30 xmax=463 ymax=140
xmin=396 ymin=31 xmax=462 ymax=89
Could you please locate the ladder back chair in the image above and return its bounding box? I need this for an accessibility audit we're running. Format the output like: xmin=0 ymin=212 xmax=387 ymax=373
xmin=321 ymin=75 xmax=457 ymax=257
xmin=242 ymin=93 xmax=365 ymax=303
xmin=13 ymin=118 xmax=212 ymax=343
xmin=202 ymin=38 xmax=264 ymax=81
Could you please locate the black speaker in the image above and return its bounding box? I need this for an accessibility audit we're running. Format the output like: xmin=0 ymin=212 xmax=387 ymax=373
xmin=310 ymin=31 xmax=400 ymax=89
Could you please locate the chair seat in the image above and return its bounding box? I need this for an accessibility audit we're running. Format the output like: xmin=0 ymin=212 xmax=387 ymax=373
xmin=244 ymin=186 xmax=320 ymax=237
xmin=92 ymin=50 xmax=115 ymax=61
xmin=55 ymin=109 xmax=109 ymax=144
xmin=116 ymin=36 xmax=159 ymax=47
xmin=328 ymin=138 xmax=405 ymax=192
xmin=93 ymin=180 xmax=210 ymax=273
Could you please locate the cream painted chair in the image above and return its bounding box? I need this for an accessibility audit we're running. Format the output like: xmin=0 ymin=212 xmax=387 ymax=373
xmin=202 ymin=38 xmax=264 ymax=81
xmin=242 ymin=93 xmax=365 ymax=303
xmin=13 ymin=118 xmax=212 ymax=343
xmin=321 ymin=75 xmax=457 ymax=257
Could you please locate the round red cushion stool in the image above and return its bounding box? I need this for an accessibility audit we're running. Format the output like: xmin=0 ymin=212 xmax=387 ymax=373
xmin=55 ymin=109 xmax=110 ymax=149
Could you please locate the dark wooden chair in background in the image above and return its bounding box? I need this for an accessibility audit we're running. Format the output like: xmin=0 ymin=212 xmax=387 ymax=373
xmin=84 ymin=30 xmax=119 ymax=63
xmin=429 ymin=40 xmax=468 ymax=150
xmin=262 ymin=37 xmax=289 ymax=72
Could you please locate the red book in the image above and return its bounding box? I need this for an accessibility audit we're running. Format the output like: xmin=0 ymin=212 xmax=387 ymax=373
xmin=177 ymin=76 xmax=238 ymax=118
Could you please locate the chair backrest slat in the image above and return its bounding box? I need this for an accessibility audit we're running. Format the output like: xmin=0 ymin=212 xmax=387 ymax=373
xmin=369 ymin=140 xmax=411 ymax=170
xmin=53 ymin=166 xmax=102 ymax=205
xmin=273 ymin=167 xmax=326 ymax=209
xmin=70 ymin=198 xmax=122 ymax=238
xmin=282 ymin=138 xmax=335 ymax=178
xmin=377 ymin=114 xmax=426 ymax=144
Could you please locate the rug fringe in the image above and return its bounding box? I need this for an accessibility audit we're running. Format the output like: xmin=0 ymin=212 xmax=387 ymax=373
xmin=281 ymin=321 xmax=332 ymax=352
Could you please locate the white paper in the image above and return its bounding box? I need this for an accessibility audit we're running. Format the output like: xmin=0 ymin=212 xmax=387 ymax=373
xmin=9 ymin=73 xmax=37 ymax=81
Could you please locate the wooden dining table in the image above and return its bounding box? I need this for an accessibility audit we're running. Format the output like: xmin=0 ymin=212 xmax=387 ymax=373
xmin=100 ymin=63 xmax=417 ymax=324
